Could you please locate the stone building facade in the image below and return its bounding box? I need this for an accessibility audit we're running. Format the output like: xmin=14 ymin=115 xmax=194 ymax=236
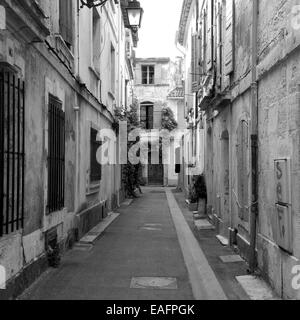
xmin=134 ymin=57 xmax=185 ymax=186
xmin=178 ymin=0 xmax=300 ymax=299
xmin=0 ymin=0 xmax=138 ymax=298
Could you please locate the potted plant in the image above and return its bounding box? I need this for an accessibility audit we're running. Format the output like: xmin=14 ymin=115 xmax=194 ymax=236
xmin=188 ymin=182 xmax=199 ymax=212
xmin=194 ymin=175 xmax=207 ymax=219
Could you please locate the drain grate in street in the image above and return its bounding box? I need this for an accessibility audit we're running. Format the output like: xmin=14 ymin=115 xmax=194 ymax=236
xmin=130 ymin=277 xmax=178 ymax=290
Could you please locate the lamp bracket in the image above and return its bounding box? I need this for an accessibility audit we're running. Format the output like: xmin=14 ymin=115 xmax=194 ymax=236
xmin=80 ymin=0 xmax=109 ymax=9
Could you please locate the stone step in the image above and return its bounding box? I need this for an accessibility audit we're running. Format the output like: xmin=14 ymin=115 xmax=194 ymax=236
xmin=78 ymin=212 xmax=120 ymax=245
xmin=194 ymin=219 xmax=215 ymax=230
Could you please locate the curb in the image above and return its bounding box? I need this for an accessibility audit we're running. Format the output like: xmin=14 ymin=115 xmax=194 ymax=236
xmin=76 ymin=212 xmax=120 ymax=246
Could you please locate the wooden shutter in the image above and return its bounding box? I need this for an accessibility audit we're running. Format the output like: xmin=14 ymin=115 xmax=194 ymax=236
xmin=148 ymin=106 xmax=154 ymax=130
xmin=236 ymin=120 xmax=249 ymax=222
xmin=216 ymin=1 xmax=223 ymax=88
xmin=202 ymin=13 xmax=206 ymax=73
xmin=191 ymin=33 xmax=198 ymax=92
xmin=198 ymin=27 xmax=203 ymax=76
xmin=224 ymin=0 xmax=234 ymax=75
xmin=206 ymin=0 xmax=213 ymax=71
xmin=59 ymin=0 xmax=73 ymax=47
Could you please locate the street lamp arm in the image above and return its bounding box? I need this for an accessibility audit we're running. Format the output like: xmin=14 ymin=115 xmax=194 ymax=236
xmin=80 ymin=0 xmax=109 ymax=9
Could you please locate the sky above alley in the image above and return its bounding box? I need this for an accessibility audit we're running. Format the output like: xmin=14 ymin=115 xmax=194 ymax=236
xmin=135 ymin=0 xmax=184 ymax=59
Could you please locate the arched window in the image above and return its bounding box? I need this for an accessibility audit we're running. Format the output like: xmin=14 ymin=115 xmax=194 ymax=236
xmin=140 ymin=102 xmax=154 ymax=129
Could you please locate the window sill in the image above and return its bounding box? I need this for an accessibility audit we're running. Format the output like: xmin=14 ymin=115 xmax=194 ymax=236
xmin=89 ymin=66 xmax=101 ymax=80
xmin=86 ymin=182 xmax=101 ymax=196
xmin=108 ymin=91 xmax=116 ymax=100
xmin=54 ymin=35 xmax=75 ymax=72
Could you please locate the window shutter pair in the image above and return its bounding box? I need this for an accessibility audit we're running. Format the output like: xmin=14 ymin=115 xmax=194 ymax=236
xmin=59 ymin=0 xmax=73 ymax=47
xmin=224 ymin=0 xmax=234 ymax=75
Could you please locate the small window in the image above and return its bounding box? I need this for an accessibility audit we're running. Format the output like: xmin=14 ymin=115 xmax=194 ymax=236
xmin=141 ymin=65 xmax=155 ymax=85
xmin=90 ymin=128 xmax=102 ymax=183
xmin=59 ymin=0 xmax=73 ymax=49
xmin=92 ymin=8 xmax=101 ymax=72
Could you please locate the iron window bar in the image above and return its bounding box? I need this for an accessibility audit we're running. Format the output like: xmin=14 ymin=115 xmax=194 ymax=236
xmin=47 ymin=95 xmax=65 ymax=215
xmin=0 ymin=71 xmax=25 ymax=237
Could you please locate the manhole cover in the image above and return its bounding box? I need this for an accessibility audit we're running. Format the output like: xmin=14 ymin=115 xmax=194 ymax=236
xmin=130 ymin=277 xmax=178 ymax=290
xmin=141 ymin=227 xmax=162 ymax=231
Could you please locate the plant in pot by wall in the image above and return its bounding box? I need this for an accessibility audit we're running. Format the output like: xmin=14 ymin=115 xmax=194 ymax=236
xmin=194 ymin=175 xmax=207 ymax=219
xmin=188 ymin=182 xmax=199 ymax=212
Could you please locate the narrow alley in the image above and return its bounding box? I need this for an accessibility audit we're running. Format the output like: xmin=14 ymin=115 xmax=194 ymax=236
xmin=1 ymin=0 xmax=300 ymax=305
xmin=20 ymin=187 xmax=252 ymax=300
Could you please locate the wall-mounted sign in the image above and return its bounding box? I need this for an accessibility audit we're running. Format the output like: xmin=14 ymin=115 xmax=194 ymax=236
xmin=0 ymin=6 xmax=6 ymax=30
xmin=275 ymin=204 xmax=293 ymax=253
xmin=274 ymin=158 xmax=292 ymax=253
xmin=274 ymin=159 xmax=291 ymax=205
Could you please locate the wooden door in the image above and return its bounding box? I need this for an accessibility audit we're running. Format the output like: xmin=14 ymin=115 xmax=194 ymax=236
xmin=148 ymin=164 xmax=163 ymax=185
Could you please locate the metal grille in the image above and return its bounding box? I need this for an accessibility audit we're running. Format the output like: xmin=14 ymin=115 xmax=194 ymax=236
xmin=90 ymin=127 xmax=102 ymax=182
xmin=47 ymin=94 xmax=65 ymax=214
xmin=0 ymin=71 xmax=25 ymax=237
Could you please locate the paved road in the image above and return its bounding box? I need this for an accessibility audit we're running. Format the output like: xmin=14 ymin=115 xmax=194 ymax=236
xmin=21 ymin=187 xmax=200 ymax=300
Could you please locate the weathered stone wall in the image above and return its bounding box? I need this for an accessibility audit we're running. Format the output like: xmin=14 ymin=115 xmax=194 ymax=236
xmin=256 ymin=0 xmax=300 ymax=299
xmin=0 ymin=3 xmax=77 ymax=289
xmin=0 ymin=0 xmax=127 ymax=296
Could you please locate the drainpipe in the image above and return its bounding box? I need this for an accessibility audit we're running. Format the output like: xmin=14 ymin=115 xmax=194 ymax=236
xmin=249 ymin=0 xmax=259 ymax=274
xmin=74 ymin=1 xmax=80 ymax=214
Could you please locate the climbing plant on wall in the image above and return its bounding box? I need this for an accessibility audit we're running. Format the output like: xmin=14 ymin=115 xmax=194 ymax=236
xmin=115 ymin=100 xmax=142 ymax=198
xmin=161 ymin=106 xmax=178 ymax=131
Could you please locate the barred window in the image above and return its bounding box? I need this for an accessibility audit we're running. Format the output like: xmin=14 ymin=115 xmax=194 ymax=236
xmin=90 ymin=127 xmax=102 ymax=182
xmin=47 ymin=95 xmax=65 ymax=214
xmin=0 ymin=71 xmax=25 ymax=237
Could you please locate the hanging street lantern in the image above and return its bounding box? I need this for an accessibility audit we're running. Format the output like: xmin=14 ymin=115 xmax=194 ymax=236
xmin=125 ymin=0 xmax=144 ymax=31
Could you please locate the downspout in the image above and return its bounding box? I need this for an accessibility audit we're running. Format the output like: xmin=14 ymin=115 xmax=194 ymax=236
xmin=74 ymin=0 xmax=81 ymax=213
xmin=249 ymin=0 xmax=259 ymax=274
